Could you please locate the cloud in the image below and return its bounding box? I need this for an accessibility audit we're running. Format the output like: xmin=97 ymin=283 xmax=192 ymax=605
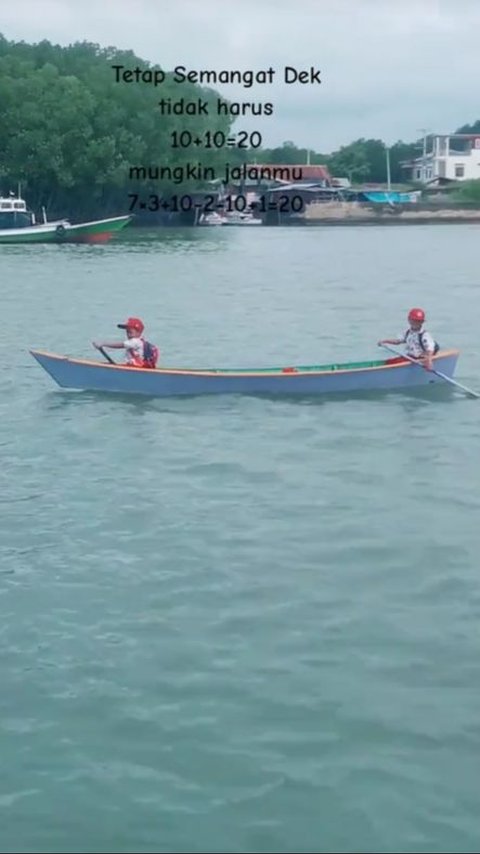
xmin=2 ymin=0 xmax=479 ymax=150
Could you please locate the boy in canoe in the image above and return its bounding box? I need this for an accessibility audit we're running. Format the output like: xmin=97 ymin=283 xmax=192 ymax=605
xmin=93 ymin=317 xmax=159 ymax=368
xmin=378 ymin=307 xmax=439 ymax=370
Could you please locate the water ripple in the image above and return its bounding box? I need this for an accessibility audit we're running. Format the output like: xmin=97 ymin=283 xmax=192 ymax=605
xmin=1 ymin=227 xmax=480 ymax=853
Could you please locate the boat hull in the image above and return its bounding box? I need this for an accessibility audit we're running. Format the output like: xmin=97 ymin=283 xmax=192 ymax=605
xmin=30 ymin=349 xmax=460 ymax=398
xmin=0 ymin=222 xmax=69 ymax=244
xmin=59 ymin=216 xmax=132 ymax=244
xmin=0 ymin=215 xmax=131 ymax=245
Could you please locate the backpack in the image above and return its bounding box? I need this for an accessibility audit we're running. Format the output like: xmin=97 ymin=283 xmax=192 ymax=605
xmin=142 ymin=340 xmax=159 ymax=368
xmin=405 ymin=329 xmax=440 ymax=355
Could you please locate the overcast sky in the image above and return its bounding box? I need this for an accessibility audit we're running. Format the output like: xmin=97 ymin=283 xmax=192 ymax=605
xmin=1 ymin=0 xmax=479 ymax=152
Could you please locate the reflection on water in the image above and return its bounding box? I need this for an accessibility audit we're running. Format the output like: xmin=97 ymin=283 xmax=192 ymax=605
xmin=119 ymin=226 xmax=232 ymax=253
xmin=38 ymin=379 xmax=456 ymax=416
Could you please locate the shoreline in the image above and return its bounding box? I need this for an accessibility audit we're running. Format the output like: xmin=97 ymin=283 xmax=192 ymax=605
xmin=290 ymin=201 xmax=480 ymax=226
xmin=293 ymin=216 xmax=480 ymax=226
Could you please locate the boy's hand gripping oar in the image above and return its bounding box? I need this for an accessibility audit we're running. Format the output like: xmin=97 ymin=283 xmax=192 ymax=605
xmin=378 ymin=344 xmax=479 ymax=399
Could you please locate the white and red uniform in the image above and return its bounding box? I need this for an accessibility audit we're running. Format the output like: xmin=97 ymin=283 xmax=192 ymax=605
xmin=123 ymin=336 xmax=145 ymax=366
xmin=401 ymin=327 xmax=436 ymax=358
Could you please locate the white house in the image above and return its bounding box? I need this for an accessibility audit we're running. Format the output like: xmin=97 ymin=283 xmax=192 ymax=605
xmin=403 ymin=133 xmax=480 ymax=183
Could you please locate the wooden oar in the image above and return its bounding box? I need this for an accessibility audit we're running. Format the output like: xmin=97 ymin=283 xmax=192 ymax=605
xmin=378 ymin=343 xmax=479 ymax=399
xmin=98 ymin=346 xmax=116 ymax=365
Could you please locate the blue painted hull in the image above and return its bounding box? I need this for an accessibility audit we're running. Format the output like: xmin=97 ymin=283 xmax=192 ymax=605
xmin=30 ymin=349 xmax=460 ymax=398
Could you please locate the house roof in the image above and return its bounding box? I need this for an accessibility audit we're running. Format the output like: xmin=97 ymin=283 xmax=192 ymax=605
xmin=266 ymin=183 xmax=334 ymax=193
xmin=248 ymin=164 xmax=331 ymax=180
xmin=427 ymin=133 xmax=480 ymax=139
xmin=400 ymin=156 xmax=434 ymax=167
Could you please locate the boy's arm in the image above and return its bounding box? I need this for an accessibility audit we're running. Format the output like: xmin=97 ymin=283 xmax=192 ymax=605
xmin=422 ymin=354 xmax=434 ymax=370
xmin=420 ymin=332 xmax=435 ymax=370
xmin=92 ymin=341 xmax=125 ymax=349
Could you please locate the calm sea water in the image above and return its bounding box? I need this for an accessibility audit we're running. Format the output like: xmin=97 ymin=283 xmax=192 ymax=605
xmin=1 ymin=225 xmax=480 ymax=854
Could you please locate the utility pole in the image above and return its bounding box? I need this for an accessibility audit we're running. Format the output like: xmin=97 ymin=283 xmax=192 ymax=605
xmin=417 ymin=128 xmax=429 ymax=183
xmin=385 ymin=145 xmax=391 ymax=190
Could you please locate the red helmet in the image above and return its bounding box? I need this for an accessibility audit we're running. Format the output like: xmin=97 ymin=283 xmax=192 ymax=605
xmin=117 ymin=316 xmax=144 ymax=334
xmin=408 ymin=308 xmax=425 ymax=323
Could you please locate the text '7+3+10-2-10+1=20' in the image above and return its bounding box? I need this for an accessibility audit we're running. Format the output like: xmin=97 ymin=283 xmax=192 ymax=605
xmin=128 ymin=195 xmax=305 ymax=213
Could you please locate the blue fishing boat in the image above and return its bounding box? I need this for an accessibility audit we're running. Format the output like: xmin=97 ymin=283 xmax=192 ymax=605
xmin=30 ymin=348 xmax=460 ymax=398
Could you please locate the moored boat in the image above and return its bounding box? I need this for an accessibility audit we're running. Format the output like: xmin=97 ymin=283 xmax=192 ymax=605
xmin=53 ymin=215 xmax=132 ymax=244
xmin=222 ymin=211 xmax=263 ymax=226
xmin=30 ymin=348 xmax=460 ymax=398
xmin=0 ymin=193 xmax=131 ymax=244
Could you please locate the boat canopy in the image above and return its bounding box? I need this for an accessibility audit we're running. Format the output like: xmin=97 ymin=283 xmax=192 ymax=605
xmin=0 ymin=196 xmax=28 ymax=211
xmin=0 ymin=195 xmax=35 ymax=229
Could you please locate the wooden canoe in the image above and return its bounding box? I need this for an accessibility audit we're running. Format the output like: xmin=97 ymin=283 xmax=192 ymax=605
xmin=30 ymin=348 xmax=460 ymax=398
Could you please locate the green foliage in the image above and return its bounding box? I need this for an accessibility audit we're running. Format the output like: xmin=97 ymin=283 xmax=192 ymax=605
xmin=1 ymin=33 xmax=480 ymax=216
xmin=455 ymin=120 xmax=480 ymax=134
xmin=451 ymin=179 xmax=480 ymax=202
xmin=259 ymin=141 xmax=329 ymax=165
xmin=0 ymin=35 xmax=238 ymax=218
xmin=257 ymin=137 xmax=422 ymax=184
xmin=328 ymin=140 xmax=370 ymax=183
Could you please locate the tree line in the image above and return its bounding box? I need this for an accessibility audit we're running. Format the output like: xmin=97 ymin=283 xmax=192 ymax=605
xmin=0 ymin=34 xmax=479 ymax=219
xmin=0 ymin=35 xmax=240 ymax=218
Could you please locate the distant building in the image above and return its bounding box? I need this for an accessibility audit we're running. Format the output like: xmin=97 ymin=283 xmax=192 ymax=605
xmin=402 ymin=133 xmax=480 ymax=183
xmin=239 ymin=164 xmax=331 ymax=186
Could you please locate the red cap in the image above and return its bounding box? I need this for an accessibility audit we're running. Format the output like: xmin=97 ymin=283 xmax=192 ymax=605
xmin=408 ymin=308 xmax=425 ymax=323
xmin=117 ymin=316 xmax=144 ymax=334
